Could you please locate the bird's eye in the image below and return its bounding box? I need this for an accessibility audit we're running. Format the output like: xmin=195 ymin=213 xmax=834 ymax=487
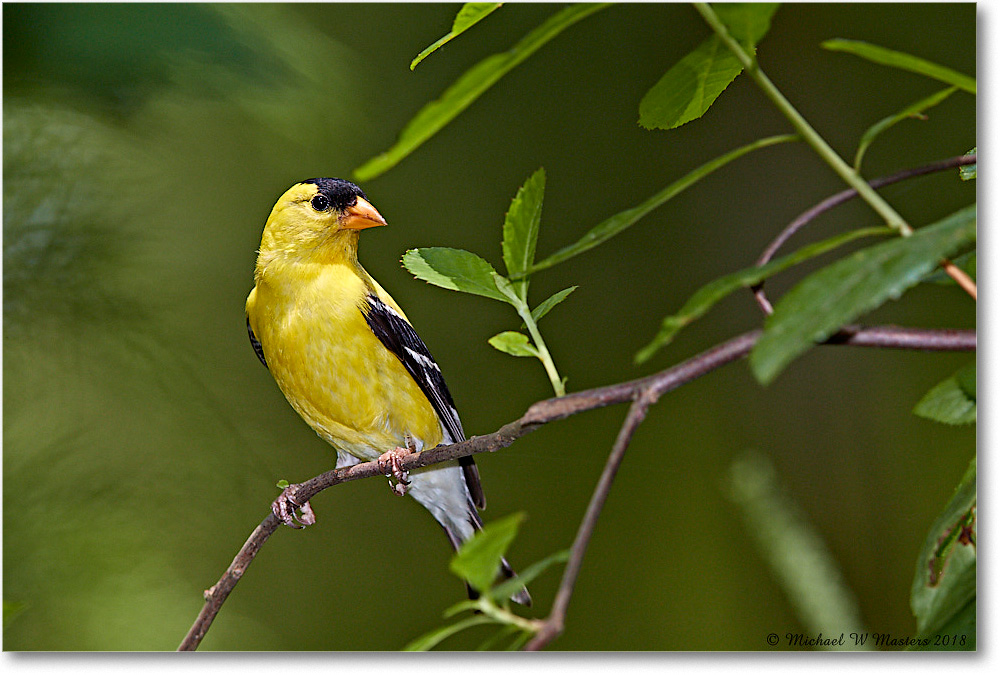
xmin=310 ymin=194 xmax=331 ymax=212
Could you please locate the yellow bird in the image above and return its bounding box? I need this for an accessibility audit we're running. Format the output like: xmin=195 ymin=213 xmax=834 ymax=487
xmin=246 ymin=178 xmax=529 ymax=604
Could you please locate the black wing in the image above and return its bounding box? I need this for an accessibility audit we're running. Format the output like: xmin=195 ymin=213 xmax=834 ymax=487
xmin=248 ymin=316 xmax=268 ymax=368
xmin=363 ymin=294 xmax=485 ymax=509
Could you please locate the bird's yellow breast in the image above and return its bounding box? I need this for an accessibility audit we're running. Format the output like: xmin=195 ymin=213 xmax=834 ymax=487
xmin=247 ymin=258 xmax=443 ymax=459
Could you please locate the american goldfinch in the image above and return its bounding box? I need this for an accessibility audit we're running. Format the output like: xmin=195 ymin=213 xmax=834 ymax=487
xmin=246 ymin=178 xmax=529 ymax=605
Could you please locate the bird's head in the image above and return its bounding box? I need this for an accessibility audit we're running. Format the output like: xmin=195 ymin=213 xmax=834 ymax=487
xmin=258 ymin=178 xmax=387 ymax=263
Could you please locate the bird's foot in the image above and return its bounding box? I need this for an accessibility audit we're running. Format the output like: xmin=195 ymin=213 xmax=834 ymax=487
xmin=271 ymin=484 xmax=317 ymax=528
xmin=377 ymin=444 xmax=414 ymax=497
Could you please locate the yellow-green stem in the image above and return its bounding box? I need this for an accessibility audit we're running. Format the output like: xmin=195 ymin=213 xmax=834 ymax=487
xmin=475 ymin=597 xmax=543 ymax=633
xmin=517 ymin=303 xmax=566 ymax=397
xmin=694 ymin=3 xmax=913 ymax=237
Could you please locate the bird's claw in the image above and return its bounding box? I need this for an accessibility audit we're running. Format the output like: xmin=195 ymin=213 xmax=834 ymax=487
xmin=272 ymin=485 xmax=317 ymax=528
xmin=377 ymin=445 xmax=413 ymax=497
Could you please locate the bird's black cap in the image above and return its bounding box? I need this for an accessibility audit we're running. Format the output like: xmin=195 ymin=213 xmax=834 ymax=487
xmin=302 ymin=178 xmax=368 ymax=212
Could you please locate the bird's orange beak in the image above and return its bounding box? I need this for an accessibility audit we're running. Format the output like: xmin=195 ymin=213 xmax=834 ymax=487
xmin=341 ymin=197 xmax=388 ymax=230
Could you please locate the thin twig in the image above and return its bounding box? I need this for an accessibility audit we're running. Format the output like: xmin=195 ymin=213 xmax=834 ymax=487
xmin=521 ymin=324 xmax=974 ymax=650
xmin=178 ymin=325 xmax=975 ymax=650
xmin=523 ymin=394 xmax=653 ymax=651
xmin=941 ymin=259 xmax=978 ymax=300
xmin=695 ymin=3 xmax=914 ymax=235
xmin=178 ymin=516 xmax=280 ymax=651
xmin=753 ymin=154 xmax=978 ymax=314
xmin=697 ymin=3 xmax=976 ymax=302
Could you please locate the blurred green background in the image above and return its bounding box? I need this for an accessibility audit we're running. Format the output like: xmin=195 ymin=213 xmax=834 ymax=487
xmin=3 ymin=3 xmax=975 ymax=650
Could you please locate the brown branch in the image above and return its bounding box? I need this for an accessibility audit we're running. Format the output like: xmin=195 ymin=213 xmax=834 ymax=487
xmin=941 ymin=259 xmax=978 ymax=300
xmin=523 ymin=393 xmax=654 ymax=651
xmin=178 ymin=325 xmax=975 ymax=651
xmin=520 ymin=325 xmax=974 ymax=650
xmin=825 ymin=325 xmax=975 ymax=350
xmin=753 ymin=153 xmax=978 ymax=314
xmin=178 ymin=516 xmax=279 ymax=651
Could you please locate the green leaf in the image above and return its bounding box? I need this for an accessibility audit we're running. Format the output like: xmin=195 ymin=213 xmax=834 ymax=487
xmin=490 ymin=272 xmax=523 ymax=308
xmin=750 ymin=204 xmax=977 ymax=385
xmin=956 ymin=363 xmax=976 ymax=400
xmin=854 ymin=87 xmax=958 ymax=170
xmin=960 ymin=147 xmax=977 ymax=181
xmin=505 ymin=630 xmax=534 ymax=651
xmin=403 ymin=614 xmax=496 ymax=651
xmin=914 ymin=362 xmax=976 ymax=425
xmin=475 ymin=624 xmax=521 ymax=651
xmin=410 ymin=3 xmax=503 ymax=70
xmin=502 ymin=168 xmax=546 ymax=300
xmin=908 ymin=599 xmax=975 ymax=651
xmin=910 ymin=457 xmax=976 ymax=649
xmin=488 ymin=548 xmax=570 ymax=602
xmin=714 ymin=3 xmax=780 ymax=46
xmin=821 ymin=39 xmax=976 ymax=94
xmin=531 ymin=286 xmax=578 ymax=323
xmin=488 ymin=331 xmax=538 ymax=358
xmin=355 ymin=3 xmax=609 ymax=180
xmin=639 ymin=35 xmax=743 ymax=130
xmin=526 ymin=134 xmax=798 ymax=274
xmin=639 ymin=4 xmax=779 ymax=130
xmin=276 ymin=479 xmax=290 ymax=489
xmin=922 ymin=251 xmax=975 ymax=285
xmin=402 ymin=247 xmax=507 ymax=302
xmin=452 ymin=2 xmax=503 ymax=33
xmin=441 ymin=599 xmax=482 ymax=620
xmin=727 ymin=452 xmax=869 ymax=648
xmin=450 ymin=512 xmax=525 ymax=594
xmin=636 ymin=227 xmax=890 ymax=364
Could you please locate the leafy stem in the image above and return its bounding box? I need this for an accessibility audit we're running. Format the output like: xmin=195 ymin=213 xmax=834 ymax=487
xmin=517 ymin=298 xmax=565 ymax=397
xmin=403 ymin=167 xmax=570 ymax=397
xmin=518 ymin=133 xmax=800 ymax=277
xmin=180 ymin=323 xmax=974 ymax=650
xmin=472 ymin=597 xmax=542 ymax=633
xmin=693 ymin=2 xmax=976 ymax=300
xmin=406 ymin=515 xmax=571 ymax=650
xmin=694 ymin=4 xmax=913 ymax=236
xmin=494 ymin=274 xmax=566 ymax=396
